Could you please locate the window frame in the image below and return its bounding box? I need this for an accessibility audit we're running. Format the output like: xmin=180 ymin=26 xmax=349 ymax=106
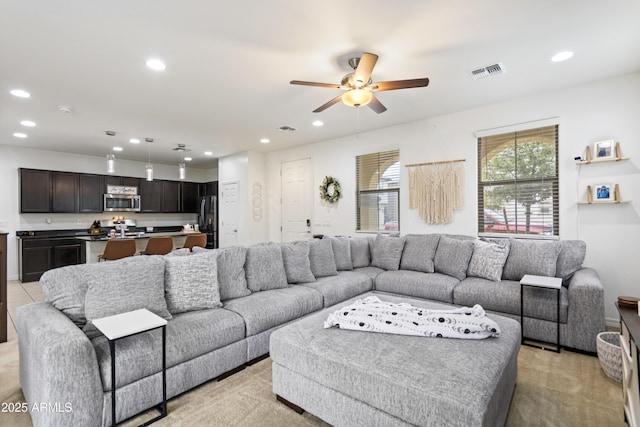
xmin=477 ymin=124 xmax=559 ymax=239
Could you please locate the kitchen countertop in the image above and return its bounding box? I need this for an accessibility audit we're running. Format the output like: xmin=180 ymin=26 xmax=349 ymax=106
xmin=16 ymin=226 xmax=185 ymax=240
xmin=76 ymin=231 xmax=192 ymax=241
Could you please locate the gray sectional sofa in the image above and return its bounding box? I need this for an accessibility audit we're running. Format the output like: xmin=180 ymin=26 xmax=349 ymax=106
xmin=16 ymin=233 xmax=605 ymax=427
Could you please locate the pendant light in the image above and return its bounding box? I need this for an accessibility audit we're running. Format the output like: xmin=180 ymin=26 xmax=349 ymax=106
xmin=178 ymin=161 xmax=186 ymax=180
xmin=105 ymin=130 xmax=116 ymax=173
xmin=145 ymin=138 xmax=154 ymax=181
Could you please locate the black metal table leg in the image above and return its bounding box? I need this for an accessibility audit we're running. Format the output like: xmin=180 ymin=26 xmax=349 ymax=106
xmin=110 ymin=339 xmax=116 ymax=427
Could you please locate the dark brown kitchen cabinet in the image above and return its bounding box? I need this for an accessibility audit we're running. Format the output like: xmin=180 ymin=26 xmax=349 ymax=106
xmin=162 ymin=181 xmax=181 ymax=212
xmin=79 ymin=174 xmax=103 ymax=213
xmin=181 ymin=182 xmax=199 ymax=213
xmin=52 ymin=172 xmax=78 ymax=212
xmin=19 ymin=237 xmax=85 ymax=282
xmin=139 ymin=179 xmax=163 ymax=212
xmin=20 ymin=169 xmax=51 ymax=213
xmin=1 ymin=233 xmax=7 ymax=343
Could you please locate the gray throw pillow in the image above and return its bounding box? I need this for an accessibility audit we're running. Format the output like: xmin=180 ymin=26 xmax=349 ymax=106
xmin=216 ymin=246 xmax=251 ymax=301
xmin=40 ymin=264 xmax=91 ymax=328
xmin=164 ymin=250 xmax=221 ymax=314
xmin=324 ymin=235 xmax=353 ymax=271
xmin=164 ymin=248 xmax=192 ymax=257
xmin=281 ymin=241 xmax=316 ymax=283
xmin=309 ymin=238 xmax=338 ymax=278
xmin=350 ymin=237 xmax=372 ymax=268
xmin=371 ymin=234 xmax=406 ymax=271
xmin=399 ymin=234 xmax=440 ymax=273
xmin=245 ymin=243 xmax=289 ymax=292
xmin=434 ymin=236 xmax=474 ymax=280
xmin=83 ymin=256 xmax=172 ymax=339
xmin=502 ymin=238 xmax=561 ymax=281
xmin=467 ymin=238 xmax=511 ymax=282
xmin=555 ymin=240 xmax=586 ymax=284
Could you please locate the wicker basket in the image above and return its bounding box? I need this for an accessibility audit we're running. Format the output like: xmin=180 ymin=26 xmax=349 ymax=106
xmin=596 ymin=332 xmax=622 ymax=383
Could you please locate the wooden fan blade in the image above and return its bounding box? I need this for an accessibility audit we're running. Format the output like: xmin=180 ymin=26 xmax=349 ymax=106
xmin=353 ymin=52 xmax=378 ymax=87
xmin=372 ymin=78 xmax=430 ymax=91
xmin=367 ymin=95 xmax=387 ymax=114
xmin=313 ymin=94 xmax=343 ymax=113
xmin=290 ymin=80 xmax=342 ymax=89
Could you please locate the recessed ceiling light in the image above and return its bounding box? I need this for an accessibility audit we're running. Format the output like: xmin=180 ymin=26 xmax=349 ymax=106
xmin=312 ymin=120 xmax=324 ymax=127
xmin=184 ymin=157 xmax=192 ymax=161
xmin=129 ymin=138 xmax=140 ymax=144
xmin=204 ymin=151 xmax=213 ymax=156
xmin=551 ymin=51 xmax=574 ymax=62
xmin=113 ymin=146 xmax=123 ymax=152
xmin=10 ymin=89 xmax=31 ymax=98
xmin=260 ymin=138 xmax=270 ymax=144
xmin=20 ymin=120 xmax=36 ymax=127
xmin=146 ymin=58 xmax=166 ymax=71
xmin=13 ymin=132 xmax=27 ymax=138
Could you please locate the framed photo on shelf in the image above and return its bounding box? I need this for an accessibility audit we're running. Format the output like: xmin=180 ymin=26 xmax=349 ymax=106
xmin=593 ymin=183 xmax=614 ymax=202
xmin=593 ymin=139 xmax=615 ymax=160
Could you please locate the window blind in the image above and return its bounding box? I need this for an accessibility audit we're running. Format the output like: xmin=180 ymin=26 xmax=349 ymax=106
xmin=477 ymin=125 xmax=559 ymax=237
xmin=356 ymin=149 xmax=400 ymax=232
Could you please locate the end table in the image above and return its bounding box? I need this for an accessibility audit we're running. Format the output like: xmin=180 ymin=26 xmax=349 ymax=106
xmin=520 ymin=274 xmax=562 ymax=352
xmin=93 ymin=309 xmax=168 ymax=426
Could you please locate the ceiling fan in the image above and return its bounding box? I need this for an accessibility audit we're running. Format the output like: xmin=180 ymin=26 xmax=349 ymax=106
xmin=290 ymin=52 xmax=429 ymax=114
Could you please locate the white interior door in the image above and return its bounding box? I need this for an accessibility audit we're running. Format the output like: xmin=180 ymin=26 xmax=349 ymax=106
xmin=221 ymin=181 xmax=239 ymax=247
xmin=281 ymin=158 xmax=312 ymax=241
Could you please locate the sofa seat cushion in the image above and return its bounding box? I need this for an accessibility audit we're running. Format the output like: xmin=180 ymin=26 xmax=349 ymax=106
xmin=91 ymin=307 xmax=246 ymax=391
xmin=374 ymin=270 xmax=459 ymax=303
xmin=453 ymin=278 xmax=568 ymax=323
xmin=353 ymin=266 xmax=385 ymax=281
xmin=223 ymin=286 xmax=323 ymax=337
xmin=298 ymin=271 xmax=373 ymax=307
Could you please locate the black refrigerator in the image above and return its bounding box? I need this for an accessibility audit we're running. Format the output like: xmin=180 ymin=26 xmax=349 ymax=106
xmin=198 ymin=195 xmax=218 ymax=249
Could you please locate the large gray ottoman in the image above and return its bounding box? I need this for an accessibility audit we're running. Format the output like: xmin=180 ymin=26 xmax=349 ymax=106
xmin=271 ymin=292 xmax=521 ymax=427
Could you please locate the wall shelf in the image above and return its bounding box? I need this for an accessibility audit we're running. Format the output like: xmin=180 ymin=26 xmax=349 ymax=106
xmin=578 ymin=200 xmax=631 ymax=205
xmin=576 ymin=156 xmax=629 ymax=165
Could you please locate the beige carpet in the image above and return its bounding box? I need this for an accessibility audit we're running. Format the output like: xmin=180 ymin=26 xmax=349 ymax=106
xmin=0 ymin=337 xmax=625 ymax=427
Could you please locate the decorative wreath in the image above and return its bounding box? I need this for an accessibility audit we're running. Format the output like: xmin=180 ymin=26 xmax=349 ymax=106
xmin=319 ymin=176 xmax=341 ymax=203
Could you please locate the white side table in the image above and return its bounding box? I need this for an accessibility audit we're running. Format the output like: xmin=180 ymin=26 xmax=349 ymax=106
xmin=519 ymin=274 xmax=562 ymax=353
xmin=93 ymin=309 xmax=168 ymax=426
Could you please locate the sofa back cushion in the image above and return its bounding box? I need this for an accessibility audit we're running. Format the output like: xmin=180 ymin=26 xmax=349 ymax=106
xmin=281 ymin=241 xmax=316 ymax=283
xmin=215 ymin=246 xmax=251 ymax=301
xmin=399 ymin=234 xmax=440 ymax=273
xmin=502 ymin=238 xmax=560 ymax=281
xmin=467 ymin=238 xmax=510 ymax=282
xmin=350 ymin=237 xmax=372 ymax=268
xmin=434 ymin=236 xmax=474 ymax=280
xmin=556 ymin=240 xmax=586 ymax=284
xmin=83 ymin=256 xmax=172 ymax=338
xmin=371 ymin=234 xmax=406 ymax=271
xmin=245 ymin=243 xmax=289 ymax=292
xmin=309 ymin=238 xmax=338 ymax=278
xmin=164 ymin=250 xmax=221 ymax=314
xmin=41 ymin=263 xmax=91 ymax=328
xmin=323 ymin=235 xmax=353 ymax=271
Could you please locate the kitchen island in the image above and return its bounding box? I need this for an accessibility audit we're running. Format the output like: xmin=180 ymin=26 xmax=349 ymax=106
xmin=77 ymin=232 xmax=190 ymax=263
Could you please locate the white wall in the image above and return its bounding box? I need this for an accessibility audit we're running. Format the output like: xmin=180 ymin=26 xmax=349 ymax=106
xmin=0 ymin=145 xmax=217 ymax=280
xmin=266 ymin=72 xmax=640 ymax=325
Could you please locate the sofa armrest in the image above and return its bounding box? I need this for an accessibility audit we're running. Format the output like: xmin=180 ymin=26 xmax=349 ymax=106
xmin=16 ymin=302 xmax=103 ymax=427
xmin=564 ymin=268 xmax=605 ymax=352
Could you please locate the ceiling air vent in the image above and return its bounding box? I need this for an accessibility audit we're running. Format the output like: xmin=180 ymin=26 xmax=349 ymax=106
xmin=278 ymin=126 xmax=296 ymax=132
xmin=470 ymin=62 xmax=506 ymax=80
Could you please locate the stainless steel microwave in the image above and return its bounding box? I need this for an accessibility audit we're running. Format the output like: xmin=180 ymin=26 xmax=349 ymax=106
xmin=104 ymin=194 xmax=141 ymax=212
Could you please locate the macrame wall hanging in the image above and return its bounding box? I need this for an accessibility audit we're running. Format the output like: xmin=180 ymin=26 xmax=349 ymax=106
xmin=406 ymin=159 xmax=465 ymax=224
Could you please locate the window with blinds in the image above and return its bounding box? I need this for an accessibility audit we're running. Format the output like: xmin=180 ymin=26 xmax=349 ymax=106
xmin=477 ymin=125 xmax=558 ymax=237
xmin=356 ymin=149 xmax=400 ymax=232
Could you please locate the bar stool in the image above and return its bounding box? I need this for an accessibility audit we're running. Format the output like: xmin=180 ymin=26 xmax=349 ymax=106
xmin=140 ymin=236 xmax=174 ymax=255
xmin=98 ymin=239 xmax=137 ymax=262
xmin=182 ymin=233 xmax=207 ymax=251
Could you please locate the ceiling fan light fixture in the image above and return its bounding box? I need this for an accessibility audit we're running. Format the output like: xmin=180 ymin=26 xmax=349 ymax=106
xmin=342 ymin=89 xmax=373 ymax=108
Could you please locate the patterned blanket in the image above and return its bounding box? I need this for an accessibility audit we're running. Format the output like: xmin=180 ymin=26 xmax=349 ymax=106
xmin=324 ymin=296 xmax=501 ymax=339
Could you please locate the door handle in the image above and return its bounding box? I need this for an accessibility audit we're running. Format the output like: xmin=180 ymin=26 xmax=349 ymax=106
xmin=306 ymin=219 xmax=311 ymax=227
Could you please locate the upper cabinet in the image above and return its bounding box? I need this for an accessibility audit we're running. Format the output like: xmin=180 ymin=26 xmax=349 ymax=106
xmin=20 ymin=168 xmax=211 ymax=214
xmin=20 ymin=169 xmax=51 ymax=213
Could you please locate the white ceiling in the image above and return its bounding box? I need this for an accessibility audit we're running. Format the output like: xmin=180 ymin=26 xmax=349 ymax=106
xmin=1 ymin=0 xmax=639 ymax=169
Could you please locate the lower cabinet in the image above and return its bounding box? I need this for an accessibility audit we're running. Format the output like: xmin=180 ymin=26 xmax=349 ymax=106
xmin=20 ymin=238 xmax=86 ymax=282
